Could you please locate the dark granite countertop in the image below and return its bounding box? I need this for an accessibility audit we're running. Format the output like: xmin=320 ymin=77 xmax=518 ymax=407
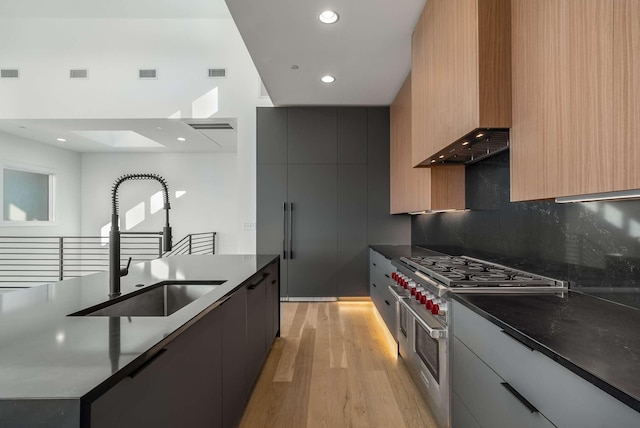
xmin=369 ymin=245 xmax=445 ymax=260
xmin=0 ymin=254 xmax=277 ymax=400
xmin=454 ymin=291 xmax=640 ymax=413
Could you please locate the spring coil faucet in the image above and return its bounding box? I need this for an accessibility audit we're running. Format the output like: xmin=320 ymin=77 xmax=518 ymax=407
xmin=109 ymin=173 xmax=172 ymax=297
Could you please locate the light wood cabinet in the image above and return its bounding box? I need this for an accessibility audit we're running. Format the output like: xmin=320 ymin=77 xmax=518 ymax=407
xmin=411 ymin=0 xmax=511 ymax=167
xmin=391 ymin=74 xmax=466 ymax=214
xmin=511 ymin=0 xmax=640 ymax=201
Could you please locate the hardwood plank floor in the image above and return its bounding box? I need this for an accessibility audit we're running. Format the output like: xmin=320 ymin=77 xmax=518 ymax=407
xmin=240 ymin=302 xmax=439 ymax=428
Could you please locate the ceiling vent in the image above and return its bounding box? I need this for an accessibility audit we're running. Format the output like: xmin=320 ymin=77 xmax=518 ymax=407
xmin=1 ymin=69 xmax=19 ymax=79
xmin=187 ymin=122 xmax=234 ymax=130
xmin=208 ymin=68 xmax=226 ymax=78
xmin=69 ymin=69 xmax=88 ymax=79
xmin=139 ymin=69 xmax=158 ymax=79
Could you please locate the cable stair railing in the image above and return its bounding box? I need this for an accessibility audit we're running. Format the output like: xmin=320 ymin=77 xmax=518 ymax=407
xmin=0 ymin=232 xmax=216 ymax=289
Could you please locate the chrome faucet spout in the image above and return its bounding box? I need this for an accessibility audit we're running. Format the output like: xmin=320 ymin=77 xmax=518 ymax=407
xmin=109 ymin=173 xmax=172 ymax=297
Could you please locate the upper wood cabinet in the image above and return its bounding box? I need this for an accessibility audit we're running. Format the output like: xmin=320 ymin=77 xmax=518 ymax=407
xmin=391 ymin=74 xmax=466 ymax=214
xmin=510 ymin=0 xmax=640 ymax=201
xmin=411 ymin=0 xmax=512 ymax=167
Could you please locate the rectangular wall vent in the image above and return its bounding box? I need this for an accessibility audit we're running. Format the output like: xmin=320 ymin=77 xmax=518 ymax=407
xmin=139 ymin=69 xmax=158 ymax=79
xmin=69 ymin=69 xmax=88 ymax=79
xmin=1 ymin=69 xmax=19 ymax=79
xmin=208 ymin=68 xmax=226 ymax=78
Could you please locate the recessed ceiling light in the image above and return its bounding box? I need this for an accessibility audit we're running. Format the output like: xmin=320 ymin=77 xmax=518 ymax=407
xmin=319 ymin=10 xmax=339 ymax=24
xmin=476 ymin=133 xmax=484 ymax=138
xmin=156 ymin=127 xmax=162 ymax=130
xmin=462 ymin=141 xmax=470 ymax=146
xmin=430 ymin=160 xmax=436 ymax=163
xmin=177 ymin=137 xmax=186 ymax=142
xmin=438 ymin=155 xmax=445 ymax=159
xmin=18 ymin=126 xmax=26 ymax=129
xmin=56 ymin=138 xmax=67 ymax=142
xmin=321 ymin=75 xmax=336 ymax=83
xmin=291 ymin=65 xmax=299 ymax=70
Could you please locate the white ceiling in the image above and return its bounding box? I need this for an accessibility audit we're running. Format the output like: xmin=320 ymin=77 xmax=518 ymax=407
xmin=0 ymin=0 xmax=231 ymax=19
xmin=0 ymin=119 xmax=237 ymax=153
xmin=224 ymin=0 xmax=426 ymax=106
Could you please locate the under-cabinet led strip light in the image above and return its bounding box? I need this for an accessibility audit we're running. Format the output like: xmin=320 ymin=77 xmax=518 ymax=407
xmin=555 ymin=189 xmax=640 ymax=203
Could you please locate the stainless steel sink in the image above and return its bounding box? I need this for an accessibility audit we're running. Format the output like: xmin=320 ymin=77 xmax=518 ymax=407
xmin=71 ymin=281 xmax=226 ymax=317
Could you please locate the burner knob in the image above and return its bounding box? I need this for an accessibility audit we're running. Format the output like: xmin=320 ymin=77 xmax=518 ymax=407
xmin=426 ymin=299 xmax=433 ymax=309
xmin=391 ymin=272 xmax=396 ymax=281
xmin=431 ymin=304 xmax=440 ymax=315
xmin=416 ymin=290 xmax=422 ymax=301
xmin=419 ymin=295 xmax=427 ymax=304
xmin=410 ymin=287 xmax=416 ymax=296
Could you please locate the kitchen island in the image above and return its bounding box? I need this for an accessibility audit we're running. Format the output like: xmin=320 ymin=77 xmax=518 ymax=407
xmin=0 ymin=254 xmax=280 ymax=428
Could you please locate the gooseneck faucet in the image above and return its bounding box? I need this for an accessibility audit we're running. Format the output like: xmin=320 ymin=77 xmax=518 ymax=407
xmin=109 ymin=173 xmax=172 ymax=297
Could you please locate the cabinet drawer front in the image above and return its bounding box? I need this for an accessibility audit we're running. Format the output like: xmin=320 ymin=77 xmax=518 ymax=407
xmin=453 ymin=301 xmax=640 ymax=428
xmin=452 ymin=392 xmax=481 ymax=428
xmin=453 ymin=337 xmax=556 ymax=428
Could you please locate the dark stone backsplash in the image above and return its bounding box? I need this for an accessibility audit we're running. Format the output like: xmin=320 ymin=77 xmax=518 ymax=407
xmin=412 ymin=151 xmax=640 ymax=294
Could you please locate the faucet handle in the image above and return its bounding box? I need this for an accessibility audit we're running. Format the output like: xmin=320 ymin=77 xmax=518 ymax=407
xmin=120 ymin=257 xmax=132 ymax=277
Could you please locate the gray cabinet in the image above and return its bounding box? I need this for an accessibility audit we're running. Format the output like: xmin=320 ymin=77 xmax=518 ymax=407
xmin=265 ymin=260 xmax=280 ymax=342
xmin=337 ymin=165 xmax=368 ymax=296
xmin=246 ymin=272 xmax=269 ymax=390
xmin=220 ymin=287 xmax=248 ymax=428
xmin=91 ymin=308 xmax=223 ymax=428
xmin=257 ymin=107 xmax=409 ymax=298
xmin=288 ymin=108 xmax=337 ymax=164
xmin=287 ymin=164 xmax=337 ymax=297
xmin=256 ymin=164 xmax=288 ymax=296
xmin=452 ymin=300 xmax=640 ymax=428
xmin=369 ymin=249 xmax=396 ymax=336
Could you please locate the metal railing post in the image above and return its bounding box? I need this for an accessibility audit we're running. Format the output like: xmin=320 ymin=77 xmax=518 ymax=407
xmin=158 ymin=236 xmax=163 ymax=258
xmin=188 ymin=234 xmax=192 ymax=255
xmin=58 ymin=237 xmax=64 ymax=281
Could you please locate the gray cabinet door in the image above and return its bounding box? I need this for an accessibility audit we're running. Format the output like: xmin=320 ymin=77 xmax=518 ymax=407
xmin=287 ymin=164 xmax=338 ymax=297
xmin=338 ymin=108 xmax=367 ymax=164
xmin=337 ymin=165 xmax=368 ymax=296
xmin=367 ymin=107 xmax=410 ymax=243
xmin=257 ymin=164 xmax=288 ymax=296
xmin=220 ymin=287 xmax=248 ymax=428
xmin=246 ymin=272 xmax=268 ymax=390
xmin=257 ymin=107 xmax=287 ymax=164
xmin=287 ymin=108 xmax=337 ymax=164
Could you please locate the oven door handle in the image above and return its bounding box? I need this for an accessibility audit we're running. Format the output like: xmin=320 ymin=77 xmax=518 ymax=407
xmin=400 ymin=299 xmax=447 ymax=339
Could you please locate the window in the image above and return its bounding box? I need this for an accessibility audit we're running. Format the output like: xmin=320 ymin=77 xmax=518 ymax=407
xmin=1 ymin=166 xmax=55 ymax=224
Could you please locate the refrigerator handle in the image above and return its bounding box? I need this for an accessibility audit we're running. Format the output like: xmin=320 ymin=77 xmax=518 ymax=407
xmin=282 ymin=202 xmax=287 ymax=259
xmin=289 ymin=202 xmax=294 ymax=260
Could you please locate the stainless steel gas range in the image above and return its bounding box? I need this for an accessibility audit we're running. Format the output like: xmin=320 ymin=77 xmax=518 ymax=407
xmin=388 ymin=255 xmax=567 ymax=428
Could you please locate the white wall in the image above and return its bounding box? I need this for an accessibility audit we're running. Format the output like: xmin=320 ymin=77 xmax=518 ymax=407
xmin=0 ymin=131 xmax=81 ymax=236
xmin=0 ymin=18 xmax=273 ymax=253
xmin=80 ymin=152 xmax=238 ymax=254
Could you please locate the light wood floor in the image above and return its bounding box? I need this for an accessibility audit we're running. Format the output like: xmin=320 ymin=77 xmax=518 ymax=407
xmin=240 ymin=302 xmax=439 ymax=428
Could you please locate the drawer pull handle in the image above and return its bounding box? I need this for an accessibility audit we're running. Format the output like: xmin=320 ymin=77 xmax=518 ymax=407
xmin=384 ymin=274 xmax=390 ymax=278
xmin=385 ymin=300 xmax=391 ymax=306
xmin=501 ymin=330 xmax=534 ymax=352
xmin=372 ymin=262 xmax=377 ymax=267
xmin=372 ymin=283 xmax=377 ymax=288
xmin=248 ymin=272 xmax=270 ymax=290
xmin=501 ymin=382 xmax=538 ymax=413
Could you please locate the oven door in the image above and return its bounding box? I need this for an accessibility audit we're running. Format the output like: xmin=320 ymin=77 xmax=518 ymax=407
xmin=408 ymin=304 xmax=450 ymax=428
xmin=397 ymin=298 xmax=412 ymax=360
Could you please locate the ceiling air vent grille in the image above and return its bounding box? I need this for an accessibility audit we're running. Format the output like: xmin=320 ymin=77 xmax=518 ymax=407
xmin=208 ymin=68 xmax=226 ymax=78
xmin=139 ymin=69 xmax=158 ymax=79
xmin=69 ymin=69 xmax=88 ymax=79
xmin=188 ymin=122 xmax=234 ymax=130
xmin=1 ymin=69 xmax=19 ymax=79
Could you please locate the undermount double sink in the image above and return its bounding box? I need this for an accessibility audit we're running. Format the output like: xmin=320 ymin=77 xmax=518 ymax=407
xmin=70 ymin=280 xmax=226 ymax=317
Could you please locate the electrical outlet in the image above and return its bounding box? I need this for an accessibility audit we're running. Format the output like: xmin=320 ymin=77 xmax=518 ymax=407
xmin=242 ymin=222 xmax=256 ymax=231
